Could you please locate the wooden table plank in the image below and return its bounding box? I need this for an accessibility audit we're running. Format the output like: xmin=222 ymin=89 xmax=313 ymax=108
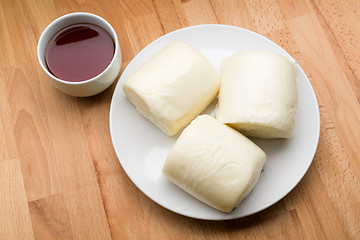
xmin=0 ymin=159 xmax=34 ymax=239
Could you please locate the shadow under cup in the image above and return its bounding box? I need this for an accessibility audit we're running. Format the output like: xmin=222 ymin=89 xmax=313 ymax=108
xmin=37 ymin=12 xmax=121 ymax=97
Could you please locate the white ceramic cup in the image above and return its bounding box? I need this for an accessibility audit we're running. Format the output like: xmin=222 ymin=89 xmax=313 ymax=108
xmin=37 ymin=12 xmax=121 ymax=97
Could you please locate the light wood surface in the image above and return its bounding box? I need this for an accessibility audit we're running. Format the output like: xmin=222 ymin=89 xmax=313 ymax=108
xmin=1 ymin=0 xmax=359 ymax=239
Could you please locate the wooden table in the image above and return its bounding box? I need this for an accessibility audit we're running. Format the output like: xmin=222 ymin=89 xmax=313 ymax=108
xmin=1 ymin=0 xmax=359 ymax=239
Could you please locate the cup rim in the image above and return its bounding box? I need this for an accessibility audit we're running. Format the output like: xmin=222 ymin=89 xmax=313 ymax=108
xmin=37 ymin=12 xmax=120 ymax=85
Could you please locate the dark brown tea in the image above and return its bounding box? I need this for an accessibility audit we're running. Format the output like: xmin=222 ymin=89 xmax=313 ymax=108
xmin=45 ymin=23 xmax=115 ymax=82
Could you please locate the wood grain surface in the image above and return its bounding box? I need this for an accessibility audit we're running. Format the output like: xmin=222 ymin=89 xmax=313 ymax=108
xmin=1 ymin=0 xmax=359 ymax=239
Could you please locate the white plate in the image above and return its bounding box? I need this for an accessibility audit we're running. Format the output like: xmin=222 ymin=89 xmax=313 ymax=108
xmin=109 ymin=25 xmax=320 ymax=220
